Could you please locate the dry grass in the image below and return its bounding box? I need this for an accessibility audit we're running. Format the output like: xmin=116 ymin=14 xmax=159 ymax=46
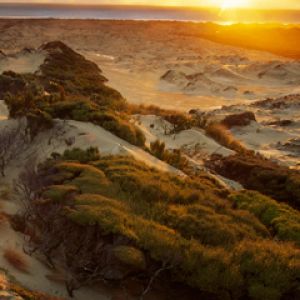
xmin=127 ymin=103 xmax=179 ymax=117
xmin=3 ymin=248 xmax=29 ymax=273
xmin=206 ymin=123 xmax=247 ymax=153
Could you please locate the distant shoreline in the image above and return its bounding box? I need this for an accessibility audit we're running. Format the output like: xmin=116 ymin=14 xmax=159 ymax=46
xmin=0 ymin=18 xmax=299 ymax=26
xmin=0 ymin=4 xmax=299 ymax=24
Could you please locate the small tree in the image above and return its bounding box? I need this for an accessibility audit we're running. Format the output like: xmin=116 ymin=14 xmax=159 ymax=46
xmin=165 ymin=113 xmax=192 ymax=134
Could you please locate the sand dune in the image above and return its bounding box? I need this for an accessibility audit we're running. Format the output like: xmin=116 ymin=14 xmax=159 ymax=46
xmin=0 ymin=19 xmax=298 ymax=109
xmin=134 ymin=114 xmax=234 ymax=158
xmin=0 ymin=50 xmax=45 ymax=74
xmin=159 ymin=58 xmax=300 ymax=100
xmin=210 ymin=67 xmax=245 ymax=82
xmin=160 ymin=70 xmax=228 ymax=96
xmin=242 ymin=61 xmax=300 ymax=81
xmin=192 ymin=94 xmax=300 ymax=169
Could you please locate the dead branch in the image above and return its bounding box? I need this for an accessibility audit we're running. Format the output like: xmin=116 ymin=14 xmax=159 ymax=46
xmin=139 ymin=262 xmax=173 ymax=300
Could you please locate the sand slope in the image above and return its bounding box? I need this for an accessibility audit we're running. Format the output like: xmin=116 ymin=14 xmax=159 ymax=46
xmin=0 ymin=51 xmax=45 ymax=74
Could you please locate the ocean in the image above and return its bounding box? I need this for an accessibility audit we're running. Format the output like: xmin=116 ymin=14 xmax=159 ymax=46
xmin=0 ymin=4 xmax=299 ymax=24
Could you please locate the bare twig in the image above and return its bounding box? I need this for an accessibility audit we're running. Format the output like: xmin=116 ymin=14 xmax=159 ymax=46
xmin=140 ymin=262 xmax=173 ymax=300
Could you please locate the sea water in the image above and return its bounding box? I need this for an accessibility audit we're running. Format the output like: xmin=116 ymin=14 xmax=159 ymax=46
xmin=0 ymin=4 xmax=299 ymax=24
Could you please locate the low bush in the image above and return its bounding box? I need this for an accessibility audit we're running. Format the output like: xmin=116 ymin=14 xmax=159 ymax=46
xmin=149 ymin=139 xmax=188 ymax=169
xmin=221 ymin=111 xmax=256 ymax=128
xmin=230 ymin=190 xmax=300 ymax=246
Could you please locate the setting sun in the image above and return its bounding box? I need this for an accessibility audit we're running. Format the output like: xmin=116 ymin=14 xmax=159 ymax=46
xmin=220 ymin=0 xmax=249 ymax=9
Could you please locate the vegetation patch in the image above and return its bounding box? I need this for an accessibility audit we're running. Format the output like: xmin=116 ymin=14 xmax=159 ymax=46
xmin=149 ymin=139 xmax=188 ymax=170
xmin=221 ymin=111 xmax=256 ymax=129
xmin=16 ymin=148 xmax=300 ymax=299
xmin=205 ymin=123 xmax=248 ymax=153
xmin=207 ymin=153 xmax=300 ymax=209
xmin=230 ymin=190 xmax=300 ymax=246
xmin=113 ymin=245 xmax=146 ymax=270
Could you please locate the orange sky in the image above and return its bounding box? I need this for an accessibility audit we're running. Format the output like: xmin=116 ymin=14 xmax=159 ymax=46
xmin=0 ymin=1 xmax=299 ymax=10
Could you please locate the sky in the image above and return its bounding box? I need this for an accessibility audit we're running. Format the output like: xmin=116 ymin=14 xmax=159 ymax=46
xmin=0 ymin=1 xmax=299 ymax=10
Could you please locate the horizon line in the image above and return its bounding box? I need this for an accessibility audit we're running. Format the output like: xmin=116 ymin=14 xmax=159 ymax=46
xmin=1 ymin=2 xmax=300 ymax=12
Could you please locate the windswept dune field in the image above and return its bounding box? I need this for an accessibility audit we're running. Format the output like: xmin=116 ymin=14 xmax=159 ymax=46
xmin=1 ymin=20 xmax=300 ymax=110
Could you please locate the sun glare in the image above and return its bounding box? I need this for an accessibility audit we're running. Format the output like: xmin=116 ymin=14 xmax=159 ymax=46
xmin=220 ymin=0 xmax=249 ymax=10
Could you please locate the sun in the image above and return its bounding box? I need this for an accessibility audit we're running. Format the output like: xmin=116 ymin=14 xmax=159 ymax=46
xmin=220 ymin=0 xmax=249 ymax=9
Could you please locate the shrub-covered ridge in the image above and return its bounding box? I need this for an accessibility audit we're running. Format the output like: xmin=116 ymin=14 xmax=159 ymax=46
xmin=1 ymin=42 xmax=145 ymax=146
xmin=18 ymin=148 xmax=300 ymax=299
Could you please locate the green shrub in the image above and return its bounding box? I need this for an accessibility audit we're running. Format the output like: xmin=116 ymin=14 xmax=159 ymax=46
xmin=149 ymin=139 xmax=188 ymax=170
xmin=42 ymin=185 xmax=79 ymax=202
xmin=234 ymin=240 xmax=300 ymax=300
xmin=230 ymin=190 xmax=300 ymax=246
xmin=56 ymin=162 xmax=112 ymax=196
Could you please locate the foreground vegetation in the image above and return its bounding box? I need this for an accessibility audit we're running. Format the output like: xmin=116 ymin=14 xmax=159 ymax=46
xmin=17 ymin=148 xmax=300 ymax=299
